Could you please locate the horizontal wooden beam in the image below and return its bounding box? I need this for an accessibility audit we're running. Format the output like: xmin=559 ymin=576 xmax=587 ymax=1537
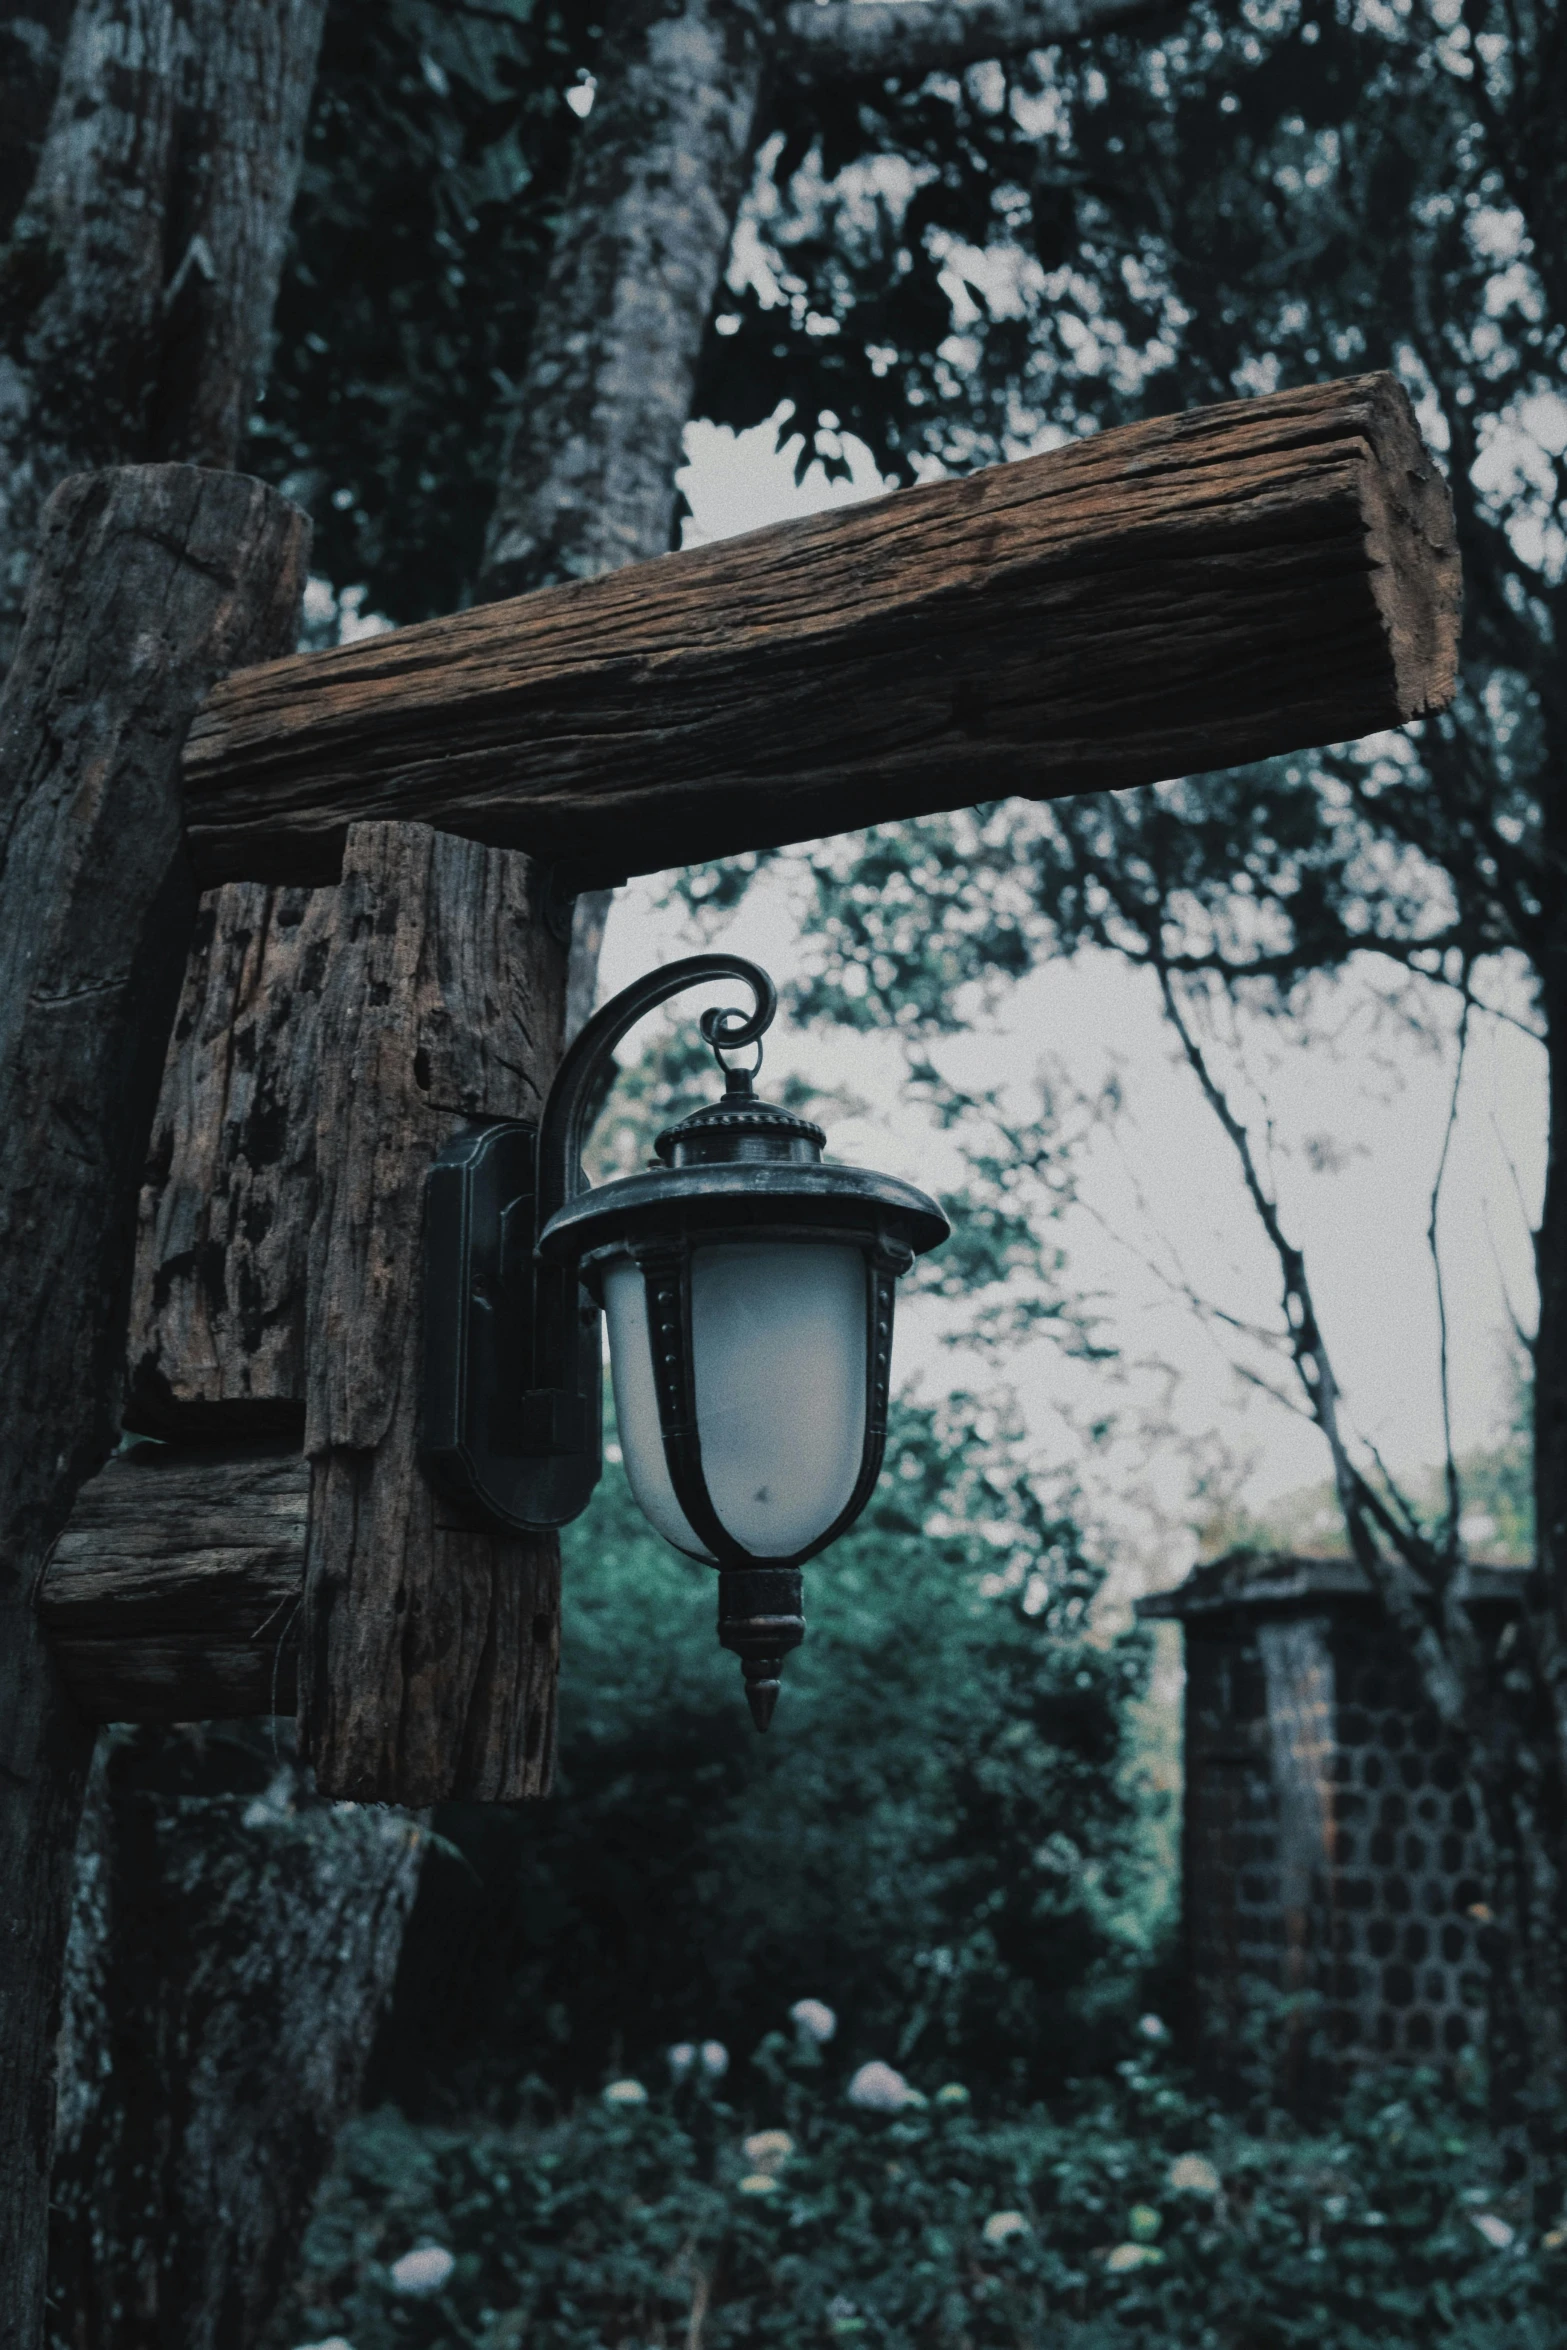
xmin=39 ymin=1446 xmax=306 ymax=1722
xmin=182 ymin=373 xmax=1459 ymax=889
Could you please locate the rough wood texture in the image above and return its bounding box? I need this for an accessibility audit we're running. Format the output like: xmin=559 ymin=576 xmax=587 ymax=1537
xmin=125 ymin=883 xmax=334 ymax=1440
xmin=49 ymin=1725 xmax=423 ymax=2350
xmin=183 ymin=374 xmax=1460 ymax=890
xmin=39 ymin=1447 xmax=308 ymax=1722
xmin=0 ymin=464 xmax=306 ymax=2350
xmin=302 ymin=820 xmax=564 ymax=1805
xmin=0 ymin=0 xmax=329 ymax=668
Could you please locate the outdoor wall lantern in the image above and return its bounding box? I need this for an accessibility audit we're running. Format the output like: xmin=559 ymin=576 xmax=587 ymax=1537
xmin=422 ymin=954 xmax=948 ymax=1727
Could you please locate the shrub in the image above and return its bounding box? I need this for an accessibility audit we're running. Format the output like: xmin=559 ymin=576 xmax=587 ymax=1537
xmin=372 ymin=1398 xmax=1160 ymax=2114
xmin=277 ymin=2031 xmax=1566 ymax=2349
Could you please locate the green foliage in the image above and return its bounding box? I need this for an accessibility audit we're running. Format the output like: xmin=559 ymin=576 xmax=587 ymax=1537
xmin=693 ymin=0 xmax=1559 ymax=1058
xmin=681 ymin=0 xmax=1559 ymax=1591
xmin=252 ymin=0 xmax=596 ymax=622
xmin=280 ymin=2044 xmax=1567 ymax=2349
xmin=375 ymin=1396 xmax=1156 ymax=2116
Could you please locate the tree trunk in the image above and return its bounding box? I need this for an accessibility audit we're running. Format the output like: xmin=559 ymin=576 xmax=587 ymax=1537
xmin=48 ymin=1728 xmax=423 ymax=2350
xmin=1516 ymin=665 xmax=1567 ymax=2123
xmin=0 ymin=461 xmax=307 ymax=2350
xmin=1536 ymin=738 xmax=1567 ymax=1773
xmin=0 ymin=8 xmax=444 ymax=2337
xmin=0 ymin=0 xmax=329 ymax=668
xmin=0 ymin=0 xmax=73 ymax=241
xmin=478 ymin=0 xmax=770 ymax=603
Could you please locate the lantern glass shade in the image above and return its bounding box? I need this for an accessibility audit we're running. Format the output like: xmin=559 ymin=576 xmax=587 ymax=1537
xmin=604 ymin=1241 xmax=869 ymax=1562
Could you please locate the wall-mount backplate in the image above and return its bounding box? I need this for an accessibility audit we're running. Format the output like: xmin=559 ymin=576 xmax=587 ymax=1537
xmin=420 ymin=1120 xmax=603 ymax=1533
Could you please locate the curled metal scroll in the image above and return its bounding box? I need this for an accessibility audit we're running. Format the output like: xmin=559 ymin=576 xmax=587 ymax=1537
xmin=535 ymin=953 xmax=776 ymax=1226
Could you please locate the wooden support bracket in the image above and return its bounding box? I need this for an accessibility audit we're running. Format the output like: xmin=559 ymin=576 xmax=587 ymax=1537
xmin=46 ymin=820 xmax=566 ymax=1804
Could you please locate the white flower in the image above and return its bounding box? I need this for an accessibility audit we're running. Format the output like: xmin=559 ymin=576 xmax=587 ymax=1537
xmin=1167 ymin=2154 xmax=1220 ymax=2196
xmin=242 ymin=1769 xmax=297 ymax=1830
xmin=743 ymin=2129 xmax=795 ymax=2173
xmin=982 ymin=2210 xmax=1029 ymax=2245
xmin=1105 ymin=2242 xmax=1163 ymax=2273
xmin=1137 ymin=2013 xmax=1169 ymax=2043
xmin=848 ymin=2060 xmax=914 ymax=2112
xmin=603 ymin=2077 xmax=649 ymax=2107
xmin=790 ymin=1998 xmax=838 ymax=2044
xmin=1471 ymin=2212 xmax=1516 ymax=2250
xmin=388 ymin=2244 xmax=455 ymax=2296
xmin=738 ymin=2172 xmax=781 ymax=2194
xmin=293 ymin=2339 xmax=355 ymax=2350
xmin=700 ymin=2039 xmax=729 ymax=2080
xmin=667 ymin=2042 xmax=696 ymax=2083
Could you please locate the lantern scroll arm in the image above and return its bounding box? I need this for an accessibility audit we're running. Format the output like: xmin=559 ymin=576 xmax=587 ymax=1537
xmin=534 ymin=953 xmax=776 ymax=1226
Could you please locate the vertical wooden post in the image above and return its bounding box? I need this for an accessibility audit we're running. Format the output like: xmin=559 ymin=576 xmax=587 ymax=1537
xmin=125 ymin=879 xmax=335 ymax=1439
xmin=300 ymin=820 xmax=566 ymax=1803
xmin=0 ymin=464 xmax=307 ymax=2348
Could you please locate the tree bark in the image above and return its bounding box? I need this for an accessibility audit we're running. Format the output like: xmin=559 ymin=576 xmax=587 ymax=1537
xmin=47 ymin=1725 xmax=423 ymax=2350
xmin=1 ymin=16 xmax=443 ymax=2335
xmin=1536 ymin=657 xmax=1567 ymax=1760
xmin=0 ymin=0 xmax=329 ymax=668
xmin=478 ymin=0 xmax=770 ymax=603
xmin=0 ymin=0 xmax=73 ymax=242
xmin=0 ymin=462 xmax=307 ymax=2350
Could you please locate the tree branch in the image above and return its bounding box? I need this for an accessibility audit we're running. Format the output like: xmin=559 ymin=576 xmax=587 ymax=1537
xmin=779 ymin=0 xmax=1171 ymax=83
xmin=1152 ymin=961 xmax=1482 ymax=1727
xmin=1428 ymin=981 xmax=1473 ymax=1561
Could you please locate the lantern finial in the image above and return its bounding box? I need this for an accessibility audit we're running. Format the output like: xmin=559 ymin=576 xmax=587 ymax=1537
xmin=718 ymin=1567 xmax=804 ymax=1731
xmin=744 ymin=1667 xmax=781 ymax=1734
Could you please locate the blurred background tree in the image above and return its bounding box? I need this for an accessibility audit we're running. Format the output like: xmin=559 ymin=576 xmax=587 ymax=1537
xmin=715 ymin=0 xmax=1567 ymax=2116
xmin=373 ymin=1393 xmax=1158 ymax=2117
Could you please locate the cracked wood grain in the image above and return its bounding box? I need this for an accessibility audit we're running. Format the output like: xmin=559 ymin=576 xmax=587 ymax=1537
xmin=39 ymin=1445 xmax=308 ymax=1721
xmin=300 ymin=820 xmax=565 ymax=1804
xmin=182 ymin=375 xmax=1461 ymax=892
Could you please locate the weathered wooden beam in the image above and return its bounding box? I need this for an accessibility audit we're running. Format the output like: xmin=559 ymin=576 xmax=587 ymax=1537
xmin=182 ymin=374 xmax=1460 ymax=890
xmin=38 ymin=1446 xmax=308 ymax=1722
xmin=301 ymin=820 xmax=564 ymax=1805
xmin=0 ymin=463 xmax=306 ymax=2350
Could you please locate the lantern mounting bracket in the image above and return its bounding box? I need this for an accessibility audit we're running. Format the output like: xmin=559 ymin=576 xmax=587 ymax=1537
xmin=420 ymin=955 xmax=777 ymax=1536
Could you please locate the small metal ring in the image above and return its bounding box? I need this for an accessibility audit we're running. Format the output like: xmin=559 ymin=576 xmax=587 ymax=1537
xmin=711 ymin=1034 xmax=764 ymax=1081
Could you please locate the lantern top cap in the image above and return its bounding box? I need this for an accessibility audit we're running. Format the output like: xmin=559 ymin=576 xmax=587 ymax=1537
xmin=655 ymin=1066 xmax=826 ymax=1169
